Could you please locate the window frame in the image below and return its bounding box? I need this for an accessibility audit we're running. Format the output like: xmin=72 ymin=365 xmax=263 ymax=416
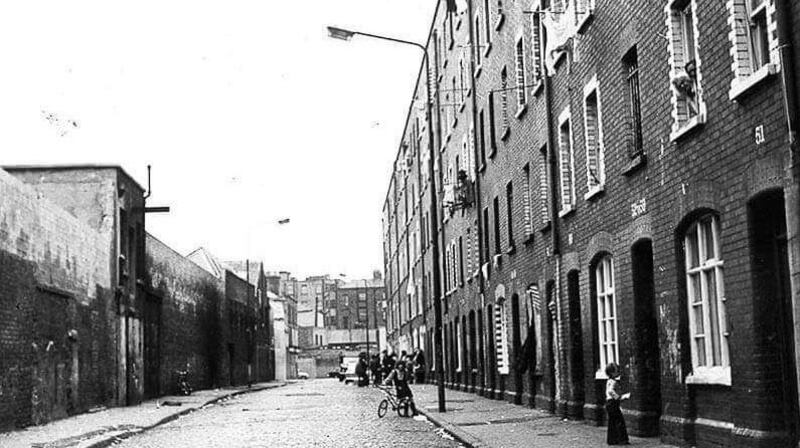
xmin=727 ymin=0 xmax=778 ymax=100
xmin=582 ymin=76 xmax=605 ymax=198
xmin=557 ymin=107 xmax=575 ymax=216
xmin=683 ymin=214 xmax=731 ymax=385
xmin=594 ymin=255 xmax=619 ymax=378
xmin=666 ymin=0 xmax=707 ymax=141
xmin=495 ymin=299 xmax=510 ymax=375
xmin=514 ymin=35 xmax=528 ymax=114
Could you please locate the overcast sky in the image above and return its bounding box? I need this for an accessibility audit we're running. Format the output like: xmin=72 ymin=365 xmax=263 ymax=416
xmin=0 ymin=0 xmax=434 ymax=279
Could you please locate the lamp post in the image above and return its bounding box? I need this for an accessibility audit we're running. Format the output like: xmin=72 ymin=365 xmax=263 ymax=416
xmin=364 ymin=279 xmax=370 ymax=358
xmin=328 ymin=25 xmax=446 ymax=413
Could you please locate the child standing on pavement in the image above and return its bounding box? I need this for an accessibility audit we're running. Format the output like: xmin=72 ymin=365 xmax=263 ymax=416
xmin=605 ymin=363 xmax=630 ymax=445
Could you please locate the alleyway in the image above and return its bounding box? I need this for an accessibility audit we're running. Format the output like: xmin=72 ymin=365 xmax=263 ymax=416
xmin=115 ymin=379 xmax=462 ymax=447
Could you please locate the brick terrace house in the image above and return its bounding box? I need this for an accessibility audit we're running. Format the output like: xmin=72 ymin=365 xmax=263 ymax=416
xmin=383 ymin=1 xmax=800 ymax=446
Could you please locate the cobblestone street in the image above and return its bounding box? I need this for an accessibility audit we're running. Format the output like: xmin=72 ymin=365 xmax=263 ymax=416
xmin=114 ymin=379 xmax=462 ymax=448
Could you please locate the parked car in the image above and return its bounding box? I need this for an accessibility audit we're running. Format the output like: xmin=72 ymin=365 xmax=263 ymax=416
xmin=338 ymin=356 xmax=359 ymax=384
xmin=297 ymin=371 xmax=309 ymax=380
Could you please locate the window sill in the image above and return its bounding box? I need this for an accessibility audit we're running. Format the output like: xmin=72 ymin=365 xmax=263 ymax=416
xmin=500 ymin=127 xmax=511 ymax=141
xmin=595 ymin=369 xmax=608 ymax=380
xmin=584 ymin=185 xmax=604 ymax=201
xmin=515 ymin=104 xmax=528 ymax=119
xmin=539 ymin=220 xmax=551 ymax=233
xmin=484 ymin=42 xmax=492 ymax=58
xmin=622 ymin=153 xmax=646 ymax=176
xmin=576 ymin=12 xmax=594 ymax=34
xmin=475 ymin=65 xmax=483 ymax=78
xmin=729 ymin=63 xmax=778 ymax=101
xmin=670 ymin=112 xmax=706 ymax=142
xmin=558 ymin=207 xmax=575 ymax=219
xmin=523 ymin=233 xmax=535 ymax=246
xmin=452 ymin=117 xmax=458 ymax=129
xmin=685 ymin=367 xmax=731 ymax=386
xmin=459 ymin=102 xmax=466 ymax=113
xmin=488 ymin=145 xmax=497 ymax=159
xmin=532 ymin=80 xmax=544 ymax=97
xmin=494 ymin=14 xmax=504 ymax=31
xmin=492 ymin=253 xmax=503 ymax=269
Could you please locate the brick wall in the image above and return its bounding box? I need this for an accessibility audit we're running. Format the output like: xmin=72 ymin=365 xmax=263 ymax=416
xmin=0 ymin=168 xmax=115 ymax=429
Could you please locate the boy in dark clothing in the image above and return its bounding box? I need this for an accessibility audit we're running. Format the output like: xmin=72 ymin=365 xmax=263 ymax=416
xmin=382 ymin=360 xmax=418 ymax=416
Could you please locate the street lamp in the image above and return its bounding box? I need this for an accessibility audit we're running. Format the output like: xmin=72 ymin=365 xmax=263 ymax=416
xmin=328 ymin=24 xmax=446 ymax=413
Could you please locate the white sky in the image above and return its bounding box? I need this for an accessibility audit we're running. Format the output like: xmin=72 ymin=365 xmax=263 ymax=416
xmin=0 ymin=0 xmax=434 ymax=279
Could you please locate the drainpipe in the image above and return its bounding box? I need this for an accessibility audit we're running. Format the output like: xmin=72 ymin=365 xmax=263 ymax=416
xmin=774 ymin=0 xmax=800 ymax=441
xmin=543 ymin=66 xmax=565 ymax=412
xmin=466 ymin=0 xmax=488 ymax=397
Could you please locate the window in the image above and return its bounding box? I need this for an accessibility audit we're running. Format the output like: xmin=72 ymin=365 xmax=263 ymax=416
xmin=495 ymin=299 xmax=510 ymax=374
xmin=583 ymin=77 xmax=605 ymax=194
xmin=728 ymin=0 xmax=776 ymax=98
xmin=506 ymin=181 xmax=515 ymax=249
xmin=488 ymin=92 xmax=498 ymax=154
xmin=623 ymin=47 xmax=643 ymax=158
xmin=479 ymin=109 xmax=487 ymax=166
xmin=527 ymin=285 xmax=544 ymax=374
xmin=493 ymin=196 xmax=501 ymax=255
xmin=538 ymin=146 xmax=549 ymax=225
xmin=456 ymin=319 xmax=464 ymax=371
xmin=483 ymin=207 xmax=491 ymax=261
xmin=466 ymin=228 xmax=472 ymax=277
xmin=458 ymin=236 xmax=465 ymax=285
xmin=530 ymin=7 xmax=543 ymax=87
xmin=684 ymin=215 xmax=729 ymax=383
xmin=459 ymin=57 xmax=466 ymax=104
xmin=514 ymin=37 xmax=527 ymax=110
xmin=595 ymin=255 xmax=618 ymax=374
xmin=474 ymin=14 xmax=483 ymax=68
xmin=667 ymin=0 xmax=705 ymax=139
xmin=522 ymin=164 xmax=533 ymax=236
xmin=557 ymin=109 xmax=575 ymax=213
xmin=483 ymin=0 xmax=493 ymax=48
xmin=500 ymin=67 xmax=510 ymax=135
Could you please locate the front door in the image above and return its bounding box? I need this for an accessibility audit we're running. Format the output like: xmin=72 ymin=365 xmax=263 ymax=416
xmin=143 ymin=292 xmax=161 ymax=399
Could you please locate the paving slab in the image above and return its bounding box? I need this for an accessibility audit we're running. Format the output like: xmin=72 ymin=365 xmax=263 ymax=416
xmin=0 ymin=382 xmax=286 ymax=448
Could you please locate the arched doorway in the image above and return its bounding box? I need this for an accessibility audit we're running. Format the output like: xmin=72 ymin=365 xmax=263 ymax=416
xmin=749 ymin=190 xmax=798 ymax=445
xmin=631 ymin=239 xmax=660 ymax=435
xmin=566 ymin=270 xmax=584 ymax=418
xmin=511 ymin=294 xmax=523 ymax=404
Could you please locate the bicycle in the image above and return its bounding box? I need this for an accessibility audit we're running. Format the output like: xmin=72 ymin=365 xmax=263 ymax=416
xmin=375 ymin=384 xmax=412 ymax=418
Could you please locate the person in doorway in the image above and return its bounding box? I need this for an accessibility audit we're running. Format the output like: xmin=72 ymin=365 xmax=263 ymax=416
xmin=605 ymin=363 xmax=630 ymax=445
xmin=383 ymin=360 xmax=418 ymax=416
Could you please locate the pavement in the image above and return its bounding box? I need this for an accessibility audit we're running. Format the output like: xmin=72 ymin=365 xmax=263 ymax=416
xmin=413 ymin=385 xmax=678 ymax=448
xmin=0 ymin=381 xmax=286 ymax=448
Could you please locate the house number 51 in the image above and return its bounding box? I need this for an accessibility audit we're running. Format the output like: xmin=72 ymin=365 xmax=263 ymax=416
xmin=755 ymin=125 xmax=765 ymax=145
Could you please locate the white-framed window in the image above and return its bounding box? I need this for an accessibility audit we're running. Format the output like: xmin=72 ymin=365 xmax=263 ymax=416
xmin=538 ymin=146 xmax=549 ymax=225
xmin=666 ymin=0 xmax=706 ymax=140
xmin=728 ymin=0 xmax=777 ymax=99
xmin=514 ymin=36 xmax=528 ymax=111
xmin=684 ymin=214 xmax=730 ymax=385
xmin=483 ymin=0 xmax=493 ymax=49
xmin=474 ymin=13 xmax=483 ymax=68
xmin=459 ymin=57 xmax=466 ymax=105
xmin=527 ymin=284 xmax=544 ymax=374
xmin=583 ymin=76 xmax=605 ymax=196
xmin=522 ymin=163 xmax=533 ymax=236
xmin=530 ymin=5 xmax=544 ymax=87
xmin=595 ymin=255 xmax=618 ymax=376
xmin=495 ymin=299 xmax=510 ymax=374
xmin=456 ymin=319 xmax=464 ymax=371
xmin=557 ymin=108 xmax=575 ymax=214
xmin=500 ymin=67 xmax=510 ymax=133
